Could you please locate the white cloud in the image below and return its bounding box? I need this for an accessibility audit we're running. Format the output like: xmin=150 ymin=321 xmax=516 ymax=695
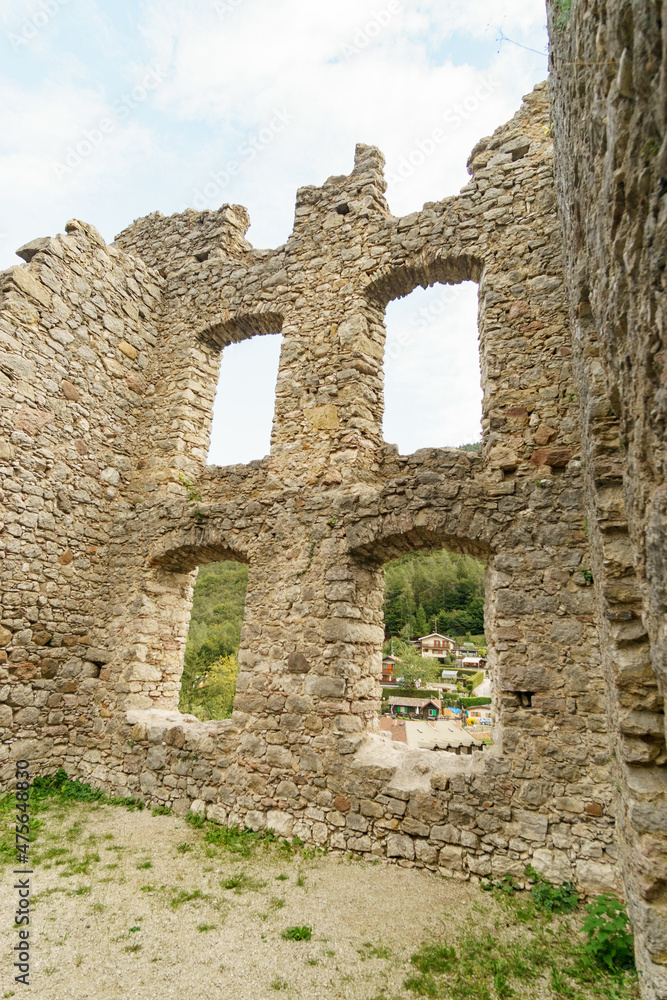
xmin=0 ymin=0 xmax=547 ymax=461
xmin=383 ymin=283 xmax=482 ymax=453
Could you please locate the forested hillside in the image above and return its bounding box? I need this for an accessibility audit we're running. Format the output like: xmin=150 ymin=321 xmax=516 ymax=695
xmin=178 ymin=549 xmax=486 ymax=718
xmin=384 ymin=550 xmax=485 ymax=638
xmin=178 ymin=561 xmax=248 ymax=719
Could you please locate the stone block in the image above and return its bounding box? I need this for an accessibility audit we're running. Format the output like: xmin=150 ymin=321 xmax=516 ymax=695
xmin=140 ymin=770 xmax=157 ymax=794
xmin=439 ymin=845 xmax=463 ymax=870
xmin=245 ymin=810 xmax=267 ymax=832
xmin=14 ymin=707 xmax=39 ymax=725
xmin=6 ymin=265 xmax=52 ymax=307
xmin=285 ymin=693 xmax=312 ymax=713
xmin=517 ymin=781 xmax=550 ymax=808
xmin=266 ymin=809 xmax=294 ymax=839
xmin=312 ymin=822 xmax=328 ymax=844
xmin=554 ymin=796 xmax=585 ymax=814
xmin=409 ymin=794 xmax=445 ymax=823
xmin=431 ymin=823 xmax=461 ymax=844
xmin=287 ymin=651 xmax=309 ymax=673
xmin=265 ymin=746 xmax=294 ymax=768
xmin=206 ymin=805 xmax=228 ymax=825
xmin=118 ymin=340 xmax=138 ymax=360
xmin=304 ymin=676 xmax=346 ymax=699
xmin=415 ymin=841 xmax=439 ymax=865
xmin=531 ymin=848 xmax=573 ymax=884
xmin=146 ymin=747 xmax=167 ymax=770
xmin=348 ymin=835 xmax=372 ymax=852
xmin=491 ymin=855 xmax=524 ymax=879
xmin=346 ymin=812 xmax=368 ymax=832
xmin=468 ymin=854 xmax=492 ymax=876
xmin=402 ymin=817 xmax=430 ymax=838
xmin=323 ymin=621 xmax=384 ymax=644
xmin=384 ymin=797 xmax=407 ymax=816
xmin=448 ymin=802 xmax=476 ymax=826
xmin=575 ymin=859 xmax=618 ymax=895
xmin=386 ymin=833 xmax=415 ymax=860
xmin=513 ymin=809 xmax=548 ymax=843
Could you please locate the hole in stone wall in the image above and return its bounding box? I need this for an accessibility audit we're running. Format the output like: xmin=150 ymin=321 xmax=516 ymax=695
xmin=208 ymin=333 xmax=282 ymax=466
xmin=383 ymin=282 xmax=482 ymax=454
xmin=379 ymin=548 xmax=491 ymax=753
xmin=178 ymin=560 xmax=248 ymax=721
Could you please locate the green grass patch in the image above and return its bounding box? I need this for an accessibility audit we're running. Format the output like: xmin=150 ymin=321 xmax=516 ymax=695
xmin=405 ymin=893 xmax=639 ymax=1000
xmin=281 ymin=925 xmax=312 ymax=941
xmin=170 ymin=888 xmax=210 ymax=909
xmin=359 ymin=942 xmax=392 ymax=961
xmin=222 ymin=872 xmax=267 ymax=893
xmin=32 ymin=770 xmax=104 ymax=804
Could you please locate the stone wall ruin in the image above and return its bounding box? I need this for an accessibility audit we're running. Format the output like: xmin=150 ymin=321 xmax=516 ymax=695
xmin=0 ymin=55 xmax=665 ymax=997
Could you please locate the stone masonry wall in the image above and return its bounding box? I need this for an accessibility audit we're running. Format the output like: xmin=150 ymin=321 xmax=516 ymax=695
xmin=0 ymin=82 xmax=630 ymax=962
xmin=548 ymin=2 xmax=667 ymax=995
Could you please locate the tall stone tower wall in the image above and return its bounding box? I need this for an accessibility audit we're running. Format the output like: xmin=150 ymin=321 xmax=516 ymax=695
xmin=548 ymin=1 xmax=667 ymax=994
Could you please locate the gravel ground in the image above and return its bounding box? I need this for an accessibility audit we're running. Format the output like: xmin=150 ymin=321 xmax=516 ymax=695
xmin=1 ymin=799 xmax=493 ymax=1000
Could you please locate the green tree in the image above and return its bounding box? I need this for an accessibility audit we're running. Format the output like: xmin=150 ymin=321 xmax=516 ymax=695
xmin=178 ymin=561 xmax=248 ymax=719
xmin=383 ymin=550 xmax=485 ymax=640
xmin=180 ymin=654 xmax=239 ymax=721
xmin=413 ymin=605 xmax=429 ymax=638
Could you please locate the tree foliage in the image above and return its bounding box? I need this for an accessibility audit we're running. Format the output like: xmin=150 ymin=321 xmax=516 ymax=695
xmin=179 ymin=654 xmax=239 ymax=721
xmin=178 ymin=561 xmax=248 ymax=718
xmin=384 ymin=550 xmax=485 ymax=639
xmin=385 ymin=638 xmax=433 ymax=688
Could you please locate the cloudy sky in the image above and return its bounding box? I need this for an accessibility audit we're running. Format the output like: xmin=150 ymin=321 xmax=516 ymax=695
xmin=0 ymin=0 xmax=548 ymax=463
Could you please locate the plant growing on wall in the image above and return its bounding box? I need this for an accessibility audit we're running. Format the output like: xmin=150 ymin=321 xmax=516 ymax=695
xmin=178 ymin=473 xmax=206 ymax=522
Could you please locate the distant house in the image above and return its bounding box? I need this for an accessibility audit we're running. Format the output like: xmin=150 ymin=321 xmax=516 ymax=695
xmin=415 ymin=633 xmax=456 ymax=658
xmin=462 ymin=656 xmax=487 ymax=670
xmin=381 ymin=654 xmax=401 ymax=685
xmin=388 ymin=696 xmax=441 ymax=720
xmin=467 ymin=706 xmax=492 ymax=721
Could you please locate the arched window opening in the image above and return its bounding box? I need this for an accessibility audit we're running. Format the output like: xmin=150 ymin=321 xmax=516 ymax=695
xmin=383 ymin=282 xmax=482 ymax=454
xmin=178 ymin=560 xmax=248 ymax=721
xmin=379 ymin=547 xmax=491 ymax=755
xmin=208 ymin=333 xmax=282 ymax=466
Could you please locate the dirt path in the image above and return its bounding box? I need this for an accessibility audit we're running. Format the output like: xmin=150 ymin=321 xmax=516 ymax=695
xmin=1 ymin=800 xmax=492 ymax=1000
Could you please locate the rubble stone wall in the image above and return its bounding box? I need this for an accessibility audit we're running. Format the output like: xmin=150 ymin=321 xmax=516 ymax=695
xmin=548 ymin=2 xmax=667 ymax=994
xmin=0 ymin=79 xmax=643 ymax=971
